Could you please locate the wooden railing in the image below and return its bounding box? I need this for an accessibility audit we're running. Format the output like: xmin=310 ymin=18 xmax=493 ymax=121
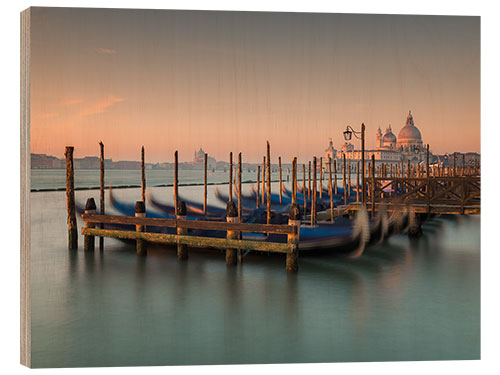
xmin=362 ymin=176 xmax=480 ymax=214
xmin=80 ymin=199 xmax=302 ymax=271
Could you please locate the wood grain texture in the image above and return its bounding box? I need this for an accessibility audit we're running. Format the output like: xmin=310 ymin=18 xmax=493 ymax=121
xmin=20 ymin=7 xmax=31 ymax=368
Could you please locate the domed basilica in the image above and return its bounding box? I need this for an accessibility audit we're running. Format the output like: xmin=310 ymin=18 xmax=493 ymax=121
xmin=325 ymin=111 xmax=431 ymax=165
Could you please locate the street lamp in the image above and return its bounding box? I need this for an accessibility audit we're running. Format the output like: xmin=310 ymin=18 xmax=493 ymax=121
xmin=343 ymin=124 xmax=366 ymax=205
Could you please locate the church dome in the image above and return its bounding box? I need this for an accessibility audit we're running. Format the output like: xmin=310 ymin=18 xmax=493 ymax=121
xmin=383 ymin=127 xmax=396 ymax=143
xmin=398 ymin=111 xmax=422 ymax=141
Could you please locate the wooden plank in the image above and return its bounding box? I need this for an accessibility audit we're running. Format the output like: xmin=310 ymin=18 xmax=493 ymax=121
xmin=81 ymin=214 xmax=298 ymax=234
xmin=81 ymin=228 xmax=294 ymax=253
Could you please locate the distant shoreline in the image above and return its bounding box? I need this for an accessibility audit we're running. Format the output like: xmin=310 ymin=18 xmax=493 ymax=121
xmin=30 ymin=179 xmax=289 ymax=193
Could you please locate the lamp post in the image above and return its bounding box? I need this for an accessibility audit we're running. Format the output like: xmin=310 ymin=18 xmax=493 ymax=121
xmin=343 ymin=123 xmax=366 ymax=205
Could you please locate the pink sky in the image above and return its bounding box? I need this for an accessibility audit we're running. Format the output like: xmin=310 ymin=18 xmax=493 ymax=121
xmin=30 ymin=8 xmax=480 ymax=163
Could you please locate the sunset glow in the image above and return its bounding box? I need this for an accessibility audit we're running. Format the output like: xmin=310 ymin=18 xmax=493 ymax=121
xmin=30 ymin=8 xmax=480 ymax=163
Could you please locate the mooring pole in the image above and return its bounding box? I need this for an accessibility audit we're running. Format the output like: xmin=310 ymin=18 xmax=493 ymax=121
xmin=343 ymin=153 xmax=347 ymax=205
xmin=262 ymin=156 xmax=266 ymax=205
xmin=286 ymin=203 xmax=300 ymax=272
xmin=204 ymin=153 xmax=208 ymax=215
xmin=302 ymin=163 xmax=307 ymax=216
xmin=371 ymin=154 xmax=376 ymax=218
xmin=174 ymin=151 xmax=179 ymax=215
xmin=257 ymin=165 xmax=260 ymax=209
xmin=83 ymin=198 xmax=96 ymax=252
xmin=229 ymin=152 xmax=233 ymax=202
xmin=279 ymin=156 xmax=282 ymax=204
xmin=226 ymin=201 xmax=238 ymax=265
xmin=267 ymin=141 xmax=271 ymax=226
xmin=238 ymin=152 xmax=242 ymax=242
xmin=176 ymin=201 xmax=188 ymax=260
xmin=99 ymin=141 xmax=105 ymax=251
xmin=65 ymin=146 xmax=77 ymax=249
xmin=328 ymin=157 xmax=334 ymax=222
xmin=308 ymin=160 xmax=312 ymax=201
xmin=141 ymin=146 xmax=146 ymax=204
xmin=135 ymin=201 xmax=146 ymax=256
xmin=312 ymin=156 xmax=317 ymax=226
xmin=319 ymin=157 xmax=323 ymax=199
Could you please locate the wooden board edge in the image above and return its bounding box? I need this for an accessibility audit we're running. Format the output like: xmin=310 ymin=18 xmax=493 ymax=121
xmin=20 ymin=6 xmax=31 ymax=368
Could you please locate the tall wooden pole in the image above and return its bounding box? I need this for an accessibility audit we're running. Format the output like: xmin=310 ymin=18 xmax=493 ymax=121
xmin=348 ymin=159 xmax=351 ymax=196
xmin=238 ymin=153 xmax=242 ymax=222
xmin=319 ymin=157 xmax=323 ymax=198
xmin=141 ymin=146 xmax=146 ymax=203
xmin=266 ymin=142 xmax=271 ymax=226
xmin=229 ymin=152 xmax=233 ymax=202
xmin=256 ymin=165 xmax=260 ymax=209
xmin=361 ymin=123 xmax=366 ymax=206
xmin=308 ymin=161 xmax=311 ymax=201
xmin=279 ymin=156 xmax=282 ymax=204
xmin=343 ymin=153 xmax=347 ymax=205
xmin=203 ymin=153 xmax=208 ymax=215
xmin=292 ymin=157 xmax=297 ymax=204
xmin=356 ymin=161 xmax=360 ymax=203
xmin=334 ymin=159 xmax=338 ymax=195
xmin=371 ymin=154 xmax=376 ymax=218
xmin=328 ymin=157 xmax=334 ymax=222
xmin=65 ymin=146 xmax=77 ymax=249
xmin=262 ymin=156 xmax=266 ymax=205
xmin=312 ymin=157 xmax=317 ymax=226
xmin=302 ymin=163 xmax=307 ymax=216
xmin=174 ymin=150 xmax=179 ymax=215
xmin=99 ymin=141 xmax=105 ymax=251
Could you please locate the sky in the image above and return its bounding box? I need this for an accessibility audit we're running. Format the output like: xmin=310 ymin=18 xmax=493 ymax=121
xmin=30 ymin=7 xmax=480 ymax=163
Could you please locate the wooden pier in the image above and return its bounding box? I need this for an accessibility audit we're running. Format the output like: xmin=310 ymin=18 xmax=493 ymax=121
xmin=64 ymin=139 xmax=480 ymax=272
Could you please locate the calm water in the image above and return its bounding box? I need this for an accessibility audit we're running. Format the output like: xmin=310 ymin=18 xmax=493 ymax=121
xmin=30 ymin=173 xmax=480 ymax=368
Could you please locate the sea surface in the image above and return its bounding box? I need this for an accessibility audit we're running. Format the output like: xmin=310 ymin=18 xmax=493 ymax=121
xmin=29 ymin=170 xmax=480 ymax=367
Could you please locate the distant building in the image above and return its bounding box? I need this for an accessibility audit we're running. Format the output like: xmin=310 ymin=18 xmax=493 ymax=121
xmin=191 ymin=147 xmax=216 ymax=170
xmin=328 ymin=110 xmax=435 ymax=166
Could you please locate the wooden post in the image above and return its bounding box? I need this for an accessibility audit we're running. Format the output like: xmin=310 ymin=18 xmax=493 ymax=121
xmin=176 ymin=201 xmax=188 ymax=260
xmin=238 ymin=153 xmax=242 ymax=240
xmin=462 ymin=154 xmax=466 ymax=176
xmin=334 ymin=159 xmax=337 ymax=195
xmin=348 ymin=160 xmax=351 ymax=196
xmin=291 ymin=157 xmax=297 ymax=204
xmin=356 ymin=161 xmax=360 ymax=203
xmin=226 ymin=201 xmax=238 ymax=265
xmin=308 ymin=161 xmax=312 ymax=201
xmin=174 ymin=151 xmax=178 ymax=215
xmin=287 ymin=167 xmax=289 ymax=182
xmin=319 ymin=157 xmax=323 ymax=199
xmin=302 ymin=163 xmax=307 ymax=216
xmin=311 ymin=157 xmax=317 ymax=226
xmin=256 ymin=165 xmax=260 ymax=209
xmin=371 ymin=155 xmax=376 ymax=218
xmin=262 ymin=156 xmax=266 ymax=205
xmin=279 ymin=156 xmax=282 ymax=204
xmin=343 ymin=154 xmax=347 ymax=205
xmin=135 ymin=201 xmax=146 ymax=256
xmin=267 ymin=141 xmax=271 ymax=226
xmin=286 ymin=203 xmax=300 ymax=272
xmin=99 ymin=142 xmax=105 ymax=250
xmin=65 ymin=146 xmax=77 ymax=249
xmin=229 ymin=152 xmax=233 ymax=202
xmin=141 ymin=146 xmax=146 ymax=203
xmin=203 ymin=153 xmax=208 ymax=215
xmin=83 ymin=198 xmax=96 ymax=251
xmin=328 ymin=158 xmax=334 ymax=222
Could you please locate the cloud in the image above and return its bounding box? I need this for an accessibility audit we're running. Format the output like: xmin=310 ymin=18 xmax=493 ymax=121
xmin=96 ymin=48 xmax=118 ymax=55
xmin=80 ymin=95 xmax=125 ymax=117
xmin=37 ymin=112 xmax=59 ymax=120
xmin=60 ymin=98 xmax=83 ymax=106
